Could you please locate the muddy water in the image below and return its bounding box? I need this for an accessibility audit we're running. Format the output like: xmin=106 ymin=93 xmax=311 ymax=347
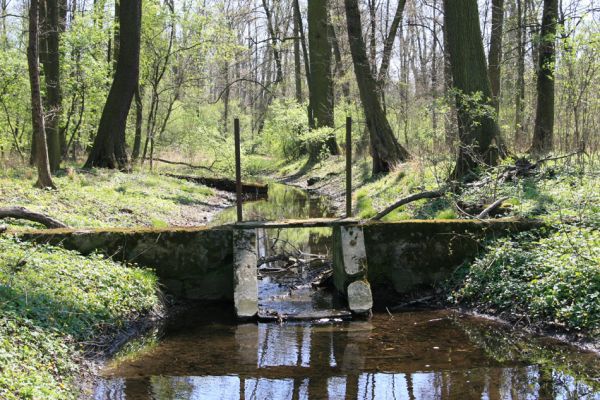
xmin=95 ymin=184 xmax=599 ymax=399
xmin=96 ymin=308 xmax=600 ymax=399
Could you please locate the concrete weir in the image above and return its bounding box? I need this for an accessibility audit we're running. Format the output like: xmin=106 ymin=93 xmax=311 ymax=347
xmin=12 ymin=218 xmax=540 ymax=319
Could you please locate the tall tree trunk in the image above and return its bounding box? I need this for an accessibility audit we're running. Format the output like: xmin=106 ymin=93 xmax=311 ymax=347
xmin=262 ymin=0 xmax=283 ymax=83
xmin=112 ymin=0 xmax=120 ymax=73
xmin=41 ymin=0 xmax=62 ymax=172
xmin=377 ymin=0 xmax=406 ymax=91
xmin=529 ymin=0 xmax=558 ymax=155
xmin=28 ymin=0 xmax=56 ymax=189
xmin=488 ymin=0 xmax=504 ymax=113
xmin=293 ymin=4 xmax=303 ymax=103
xmin=344 ymin=0 xmax=410 ymax=174
xmin=308 ymin=0 xmax=338 ymax=156
xmin=444 ymin=0 xmax=500 ymax=179
xmin=131 ymin=84 xmax=143 ymax=161
xmin=329 ymin=22 xmax=350 ymax=100
xmin=84 ymin=0 xmax=141 ymax=170
xmin=293 ymin=0 xmax=312 ymax=126
xmin=514 ymin=0 xmax=526 ymax=149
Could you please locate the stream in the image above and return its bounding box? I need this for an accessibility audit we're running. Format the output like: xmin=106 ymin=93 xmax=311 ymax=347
xmin=95 ymin=183 xmax=600 ymax=399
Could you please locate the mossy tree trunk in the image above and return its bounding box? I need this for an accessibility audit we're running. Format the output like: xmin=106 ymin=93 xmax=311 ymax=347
xmin=529 ymin=0 xmax=558 ymax=156
xmin=444 ymin=0 xmax=500 ymax=180
xmin=84 ymin=0 xmax=141 ymax=170
xmin=344 ymin=0 xmax=409 ymax=174
xmin=307 ymin=0 xmax=338 ymax=158
xmin=28 ymin=0 xmax=56 ymax=189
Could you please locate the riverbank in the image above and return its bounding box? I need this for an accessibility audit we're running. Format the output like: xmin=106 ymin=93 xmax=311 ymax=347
xmin=0 ymin=167 xmax=235 ymax=230
xmin=280 ymin=155 xmax=600 ymax=344
xmin=0 ymin=236 xmax=164 ymax=399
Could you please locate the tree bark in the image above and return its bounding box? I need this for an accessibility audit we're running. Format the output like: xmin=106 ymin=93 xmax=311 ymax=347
xmin=444 ymin=0 xmax=500 ymax=179
xmin=344 ymin=0 xmax=409 ymax=174
xmin=529 ymin=0 xmax=558 ymax=156
xmin=84 ymin=0 xmax=141 ymax=170
xmin=293 ymin=3 xmax=303 ymax=103
xmin=488 ymin=0 xmax=504 ymax=113
xmin=307 ymin=0 xmax=338 ymax=156
xmin=40 ymin=0 xmax=62 ymax=172
xmin=27 ymin=0 xmax=56 ymax=189
xmin=131 ymin=84 xmax=143 ymax=161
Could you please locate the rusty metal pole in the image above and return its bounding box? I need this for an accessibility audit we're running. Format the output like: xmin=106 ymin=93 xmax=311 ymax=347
xmin=234 ymin=118 xmax=243 ymax=222
xmin=345 ymin=117 xmax=352 ymax=218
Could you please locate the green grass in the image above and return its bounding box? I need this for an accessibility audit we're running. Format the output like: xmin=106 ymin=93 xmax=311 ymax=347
xmin=0 ymin=168 xmax=214 ymax=229
xmin=0 ymin=236 xmax=160 ymax=399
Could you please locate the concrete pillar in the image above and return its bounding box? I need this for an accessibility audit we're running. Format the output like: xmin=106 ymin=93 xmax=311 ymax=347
xmin=332 ymin=225 xmax=373 ymax=315
xmin=233 ymin=229 xmax=258 ymax=319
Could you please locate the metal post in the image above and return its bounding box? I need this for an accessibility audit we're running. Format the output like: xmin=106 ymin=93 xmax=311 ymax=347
xmin=345 ymin=116 xmax=352 ymax=218
xmin=234 ymin=118 xmax=243 ymax=222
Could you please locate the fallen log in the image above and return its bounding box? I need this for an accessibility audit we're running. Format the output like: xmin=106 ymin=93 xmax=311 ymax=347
xmin=144 ymin=157 xmax=214 ymax=172
xmin=0 ymin=206 xmax=67 ymax=228
xmin=477 ymin=197 xmax=509 ymax=219
xmin=371 ymin=189 xmax=447 ymax=221
xmin=166 ymin=173 xmax=268 ymax=199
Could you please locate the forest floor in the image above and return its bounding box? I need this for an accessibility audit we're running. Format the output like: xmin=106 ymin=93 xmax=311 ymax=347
xmin=0 ymin=236 xmax=163 ymax=399
xmin=0 ymin=167 xmax=236 ymax=230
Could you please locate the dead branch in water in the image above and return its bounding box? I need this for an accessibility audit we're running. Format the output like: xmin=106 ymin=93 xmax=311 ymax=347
xmin=0 ymin=206 xmax=67 ymax=228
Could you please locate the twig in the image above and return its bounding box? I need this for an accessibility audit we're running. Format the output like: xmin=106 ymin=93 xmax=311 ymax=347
xmin=0 ymin=206 xmax=67 ymax=229
xmin=477 ymin=197 xmax=509 ymax=219
xmin=372 ymin=189 xmax=447 ymax=220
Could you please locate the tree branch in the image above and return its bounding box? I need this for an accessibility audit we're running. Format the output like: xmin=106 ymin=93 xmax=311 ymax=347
xmin=371 ymin=189 xmax=447 ymax=220
xmin=0 ymin=207 xmax=67 ymax=228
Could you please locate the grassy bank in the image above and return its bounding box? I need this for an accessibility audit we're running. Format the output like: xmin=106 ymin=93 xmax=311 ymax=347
xmin=0 ymin=236 xmax=161 ymax=399
xmin=0 ymin=168 xmax=216 ymax=229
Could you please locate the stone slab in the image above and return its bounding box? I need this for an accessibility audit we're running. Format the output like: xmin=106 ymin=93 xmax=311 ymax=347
xmin=340 ymin=226 xmax=367 ymax=276
xmin=233 ymin=229 xmax=258 ymax=318
xmin=347 ymin=281 xmax=373 ymax=314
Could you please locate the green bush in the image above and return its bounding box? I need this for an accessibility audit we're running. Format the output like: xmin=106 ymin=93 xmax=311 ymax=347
xmin=452 ymin=227 xmax=600 ymax=335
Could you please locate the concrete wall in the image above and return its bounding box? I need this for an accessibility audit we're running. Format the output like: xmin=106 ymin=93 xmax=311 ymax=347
xmin=17 ymin=227 xmax=234 ymax=301
xmin=333 ymin=219 xmax=541 ymax=301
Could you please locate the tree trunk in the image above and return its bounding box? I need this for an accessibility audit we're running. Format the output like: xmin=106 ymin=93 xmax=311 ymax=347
xmin=444 ymin=0 xmax=500 ymax=179
xmin=41 ymin=0 xmax=62 ymax=172
xmin=261 ymin=0 xmax=283 ymax=83
xmin=131 ymin=84 xmax=143 ymax=161
xmin=514 ymin=0 xmax=526 ymax=149
xmin=307 ymin=0 xmax=338 ymax=156
xmin=377 ymin=0 xmax=406 ymax=92
xmin=293 ymin=4 xmax=303 ymax=103
xmin=344 ymin=0 xmax=409 ymax=174
xmin=27 ymin=0 xmax=56 ymax=189
xmin=293 ymin=0 xmax=312 ymax=125
xmin=529 ymin=0 xmax=558 ymax=156
xmin=488 ymin=0 xmax=504 ymax=113
xmin=329 ymin=22 xmax=350 ymax=100
xmin=84 ymin=0 xmax=141 ymax=170
xmin=112 ymin=0 xmax=120 ymax=73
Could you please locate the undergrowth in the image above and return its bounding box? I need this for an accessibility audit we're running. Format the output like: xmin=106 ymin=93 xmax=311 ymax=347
xmin=0 ymin=237 xmax=160 ymax=399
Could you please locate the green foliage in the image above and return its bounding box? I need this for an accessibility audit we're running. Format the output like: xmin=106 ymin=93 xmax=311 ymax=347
xmin=452 ymin=227 xmax=600 ymax=335
xmin=260 ymin=100 xmax=310 ymax=160
xmin=0 ymin=237 xmax=160 ymax=398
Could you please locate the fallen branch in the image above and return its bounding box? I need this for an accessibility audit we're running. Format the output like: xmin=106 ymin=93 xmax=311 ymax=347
xmin=145 ymin=157 xmax=215 ymax=172
xmin=372 ymin=189 xmax=447 ymax=221
xmin=0 ymin=206 xmax=67 ymax=229
xmin=257 ymin=254 xmax=291 ymax=267
xmin=477 ymin=197 xmax=509 ymax=219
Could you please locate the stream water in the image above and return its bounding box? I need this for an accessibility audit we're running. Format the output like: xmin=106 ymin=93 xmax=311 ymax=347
xmin=94 ymin=183 xmax=600 ymax=399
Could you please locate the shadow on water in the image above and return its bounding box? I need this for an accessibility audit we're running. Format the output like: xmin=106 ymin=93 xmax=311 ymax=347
xmin=95 ymin=307 xmax=600 ymax=399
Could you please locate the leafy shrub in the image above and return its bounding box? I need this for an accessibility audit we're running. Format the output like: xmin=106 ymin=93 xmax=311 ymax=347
xmin=452 ymin=227 xmax=600 ymax=335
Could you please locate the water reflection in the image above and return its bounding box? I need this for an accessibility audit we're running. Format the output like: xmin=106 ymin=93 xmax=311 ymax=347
xmin=211 ymin=183 xmax=335 ymax=225
xmin=96 ymin=311 xmax=600 ymax=399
